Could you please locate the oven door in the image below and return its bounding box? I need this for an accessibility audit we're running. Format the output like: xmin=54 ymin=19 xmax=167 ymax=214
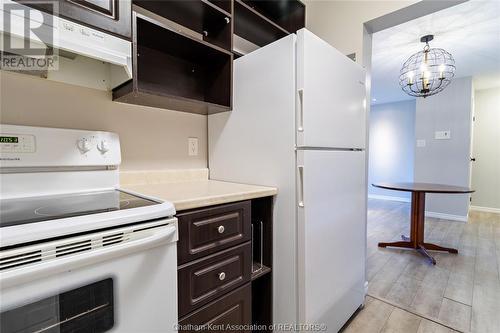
xmin=0 ymin=219 xmax=178 ymax=333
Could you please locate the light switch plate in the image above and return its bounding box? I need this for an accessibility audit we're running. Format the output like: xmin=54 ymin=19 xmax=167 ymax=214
xmin=188 ymin=137 xmax=198 ymax=156
xmin=417 ymin=139 xmax=426 ymax=147
xmin=435 ymin=130 xmax=451 ymax=140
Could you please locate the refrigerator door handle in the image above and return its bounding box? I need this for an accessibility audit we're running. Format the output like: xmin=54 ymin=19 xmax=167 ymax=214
xmin=298 ymin=165 xmax=304 ymax=207
xmin=297 ymin=89 xmax=304 ymax=132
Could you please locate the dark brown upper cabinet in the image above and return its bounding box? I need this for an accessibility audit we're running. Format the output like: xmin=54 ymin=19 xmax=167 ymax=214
xmin=15 ymin=0 xmax=132 ymax=39
xmin=243 ymin=0 xmax=305 ymax=33
xmin=133 ymin=0 xmax=233 ymax=52
xmin=234 ymin=0 xmax=305 ymax=47
xmin=113 ymin=10 xmax=232 ymax=115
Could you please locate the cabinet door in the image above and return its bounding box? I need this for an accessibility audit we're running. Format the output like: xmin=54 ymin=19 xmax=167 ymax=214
xmin=179 ymin=284 xmax=251 ymax=333
xmin=177 ymin=201 xmax=251 ymax=265
xmin=178 ymin=243 xmax=251 ymax=317
xmin=17 ymin=0 xmax=131 ymax=39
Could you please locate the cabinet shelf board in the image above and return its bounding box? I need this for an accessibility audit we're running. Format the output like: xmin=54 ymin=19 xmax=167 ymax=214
xmin=251 ymin=263 xmax=271 ymax=281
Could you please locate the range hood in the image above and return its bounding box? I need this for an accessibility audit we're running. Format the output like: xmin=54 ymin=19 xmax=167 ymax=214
xmin=0 ymin=0 xmax=132 ymax=90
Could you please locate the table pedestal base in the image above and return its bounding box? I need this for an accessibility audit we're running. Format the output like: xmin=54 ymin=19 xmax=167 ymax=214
xmin=377 ymin=192 xmax=458 ymax=265
xmin=378 ymin=239 xmax=457 ymax=265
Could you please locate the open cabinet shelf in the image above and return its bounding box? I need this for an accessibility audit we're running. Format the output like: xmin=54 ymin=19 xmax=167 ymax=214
xmin=234 ymin=0 xmax=305 ymax=48
xmin=242 ymin=0 xmax=305 ymax=33
xmin=251 ymin=262 xmax=271 ymax=280
xmin=251 ymin=196 xmax=274 ymax=332
xmin=133 ymin=0 xmax=233 ymax=51
xmin=234 ymin=0 xmax=288 ymax=47
xmin=113 ymin=11 xmax=232 ymax=115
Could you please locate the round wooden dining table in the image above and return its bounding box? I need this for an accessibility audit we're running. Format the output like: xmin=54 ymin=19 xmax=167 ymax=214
xmin=372 ymin=182 xmax=474 ymax=265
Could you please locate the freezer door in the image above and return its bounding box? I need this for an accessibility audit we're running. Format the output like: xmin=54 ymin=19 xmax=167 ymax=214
xmin=296 ymin=149 xmax=366 ymax=331
xmin=296 ymin=29 xmax=367 ymax=149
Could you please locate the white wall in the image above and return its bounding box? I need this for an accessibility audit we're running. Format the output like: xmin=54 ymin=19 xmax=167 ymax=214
xmin=414 ymin=77 xmax=473 ymax=220
xmin=305 ymin=0 xmax=417 ymax=63
xmin=0 ymin=71 xmax=207 ymax=171
xmin=369 ymin=100 xmax=415 ymax=201
xmin=471 ymin=87 xmax=500 ymax=211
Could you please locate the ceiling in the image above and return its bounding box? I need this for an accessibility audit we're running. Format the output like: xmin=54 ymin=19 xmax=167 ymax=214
xmin=371 ymin=0 xmax=500 ymax=105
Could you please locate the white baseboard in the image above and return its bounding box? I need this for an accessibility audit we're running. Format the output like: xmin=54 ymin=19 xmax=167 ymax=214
xmin=368 ymin=194 xmax=410 ymax=203
xmin=470 ymin=205 xmax=500 ymax=214
xmin=369 ymin=195 xmax=469 ymax=221
xmin=425 ymin=211 xmax=468 ymax=222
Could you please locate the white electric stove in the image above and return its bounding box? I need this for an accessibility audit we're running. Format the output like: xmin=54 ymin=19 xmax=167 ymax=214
xmin=0 ymin=125 xmax=178 ymax=333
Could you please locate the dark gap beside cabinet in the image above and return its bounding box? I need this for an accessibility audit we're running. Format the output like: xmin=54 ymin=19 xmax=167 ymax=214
xmin=113 ymin=12 xmax=232 ymax=115
xmin=133 ymin=0 xmax=233 ymax=51
xmin=251 ymin=274 xmax=272 ymax=332
xmin=250 ymin=197 xmax=273 ymax=332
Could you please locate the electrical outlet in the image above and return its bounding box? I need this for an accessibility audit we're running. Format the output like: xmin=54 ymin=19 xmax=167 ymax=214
xmin=188 ymin=137 xmax=198 ymax=156
xmin=417 ymin=139 xmax=426 ymax=147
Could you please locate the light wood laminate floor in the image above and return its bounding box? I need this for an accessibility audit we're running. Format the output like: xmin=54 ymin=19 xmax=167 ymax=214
xmin=345 ymin=199 xmax=500 ymax=333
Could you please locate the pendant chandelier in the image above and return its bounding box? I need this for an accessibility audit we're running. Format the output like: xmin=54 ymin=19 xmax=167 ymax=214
xmin=399 ymin=35 xmax=456 ymax=98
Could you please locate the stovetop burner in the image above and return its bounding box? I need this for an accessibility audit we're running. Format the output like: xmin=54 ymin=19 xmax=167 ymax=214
xmin=0 ymin=190 xmax=159 ymax=228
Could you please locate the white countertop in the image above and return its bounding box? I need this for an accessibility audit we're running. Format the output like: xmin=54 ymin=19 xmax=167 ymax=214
xmin=123 ymin=179 xmax=277 ymax=211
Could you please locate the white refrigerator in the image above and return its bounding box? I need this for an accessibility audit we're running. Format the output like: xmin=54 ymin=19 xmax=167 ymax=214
xmin=209 ymin=29 xmax=367 ymax=332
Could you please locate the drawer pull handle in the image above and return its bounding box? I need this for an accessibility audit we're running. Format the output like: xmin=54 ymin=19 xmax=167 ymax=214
xmin=217 ymin=225 xmax=225 ymax=234
xmin=218 ymin=272 xmax=226 ymax=281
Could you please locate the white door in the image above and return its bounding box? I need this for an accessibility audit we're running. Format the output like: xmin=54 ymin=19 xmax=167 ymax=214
xmin=296 ymin=29 xmax=367 ymax=149
xmin=296 ymin=149 xmax=366 ymax=332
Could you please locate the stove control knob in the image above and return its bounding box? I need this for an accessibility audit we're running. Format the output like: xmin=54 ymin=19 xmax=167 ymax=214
xmin=77 ymin=138 xmax=92 ymax=154
xmin=97 ymin=140 xmax=109 ymax=154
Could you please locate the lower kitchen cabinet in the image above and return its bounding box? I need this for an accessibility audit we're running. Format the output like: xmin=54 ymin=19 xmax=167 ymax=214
xmin=178 ymin=284 xmax=252 ymax=332
xmin=178 ymin=242 xmax=252 ymax=316
xmin=176 ymin=197 xmax=273 ymax=332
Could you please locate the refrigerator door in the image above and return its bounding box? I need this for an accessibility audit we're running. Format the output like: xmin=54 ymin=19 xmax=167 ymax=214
xmin=296 ymin=29 xmax=367 ymax=149
xmin=209 ymin=34 xmax=298 ymax=328
xmin=297 ymin=149 xmax=366 ymax=331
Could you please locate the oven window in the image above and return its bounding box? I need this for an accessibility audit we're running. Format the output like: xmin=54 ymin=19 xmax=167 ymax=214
xmin=1 ymin=278 xmax=114 ymax=333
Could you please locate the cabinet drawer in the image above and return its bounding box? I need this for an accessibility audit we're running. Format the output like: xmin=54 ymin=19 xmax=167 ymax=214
xmin=179 ymin=284 xmax=251 ymax=332
xmin=177 ymin=201 xmax=251 ymax=264
xmin=178 ymin=243 xmax=251 ymax=317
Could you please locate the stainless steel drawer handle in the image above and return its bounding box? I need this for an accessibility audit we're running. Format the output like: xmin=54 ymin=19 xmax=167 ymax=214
xmin=217 ymin=225 xmax=225 ymax=234
xmin=218 ymin=272 xmax=226 ymax=281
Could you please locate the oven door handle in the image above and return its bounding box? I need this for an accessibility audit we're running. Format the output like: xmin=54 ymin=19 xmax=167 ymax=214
xmin=0 ymin=225 xmax=177 ymax=289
